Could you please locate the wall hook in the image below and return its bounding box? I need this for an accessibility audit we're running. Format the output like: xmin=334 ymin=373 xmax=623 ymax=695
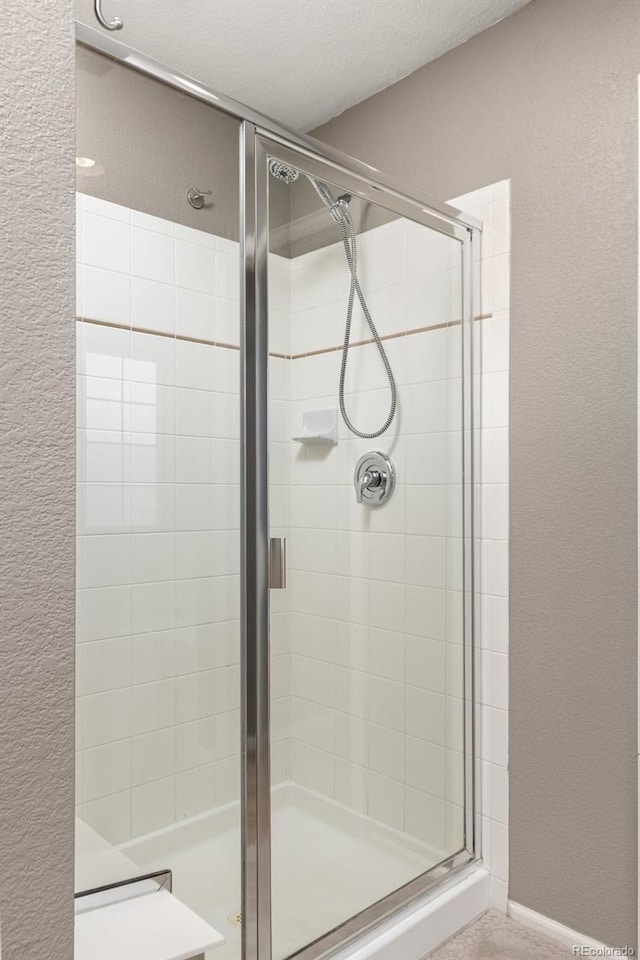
xmin=94 ymin=0 xmax=123 ymax=31
xmin=187 ymin=187 xmax=213 ymax=210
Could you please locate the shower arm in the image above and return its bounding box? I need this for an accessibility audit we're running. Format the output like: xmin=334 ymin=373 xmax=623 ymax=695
xmin=94 ymin=0 xmax=123 ymax=31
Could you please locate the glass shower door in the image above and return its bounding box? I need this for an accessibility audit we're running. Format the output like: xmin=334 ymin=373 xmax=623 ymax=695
xmin=75 ymin=44 xmax=243 ymax=960
xmin=255 ymin=135 xmax=473 ymax=960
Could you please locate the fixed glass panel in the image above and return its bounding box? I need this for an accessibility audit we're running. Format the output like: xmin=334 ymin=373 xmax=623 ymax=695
xmin=267 ymin=153 xmax=466 ymax=959
xmin=74 ymin=46 xmax=242 ymax=960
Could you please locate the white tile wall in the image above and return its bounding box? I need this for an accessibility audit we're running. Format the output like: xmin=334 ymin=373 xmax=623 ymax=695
xmin=284 ymin=183 xmax=510 ymax=881
xmin=76 ymin=195 xmax=249 ymax=843
xmin=76 ymin=185 xmax=509 ymax=895
xmin=450 ymin=180 xmax=510 ymax=908
xmin=284 ymin=215 xmax=465 ymax=862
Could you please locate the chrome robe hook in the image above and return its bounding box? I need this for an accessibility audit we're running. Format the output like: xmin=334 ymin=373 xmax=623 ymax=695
xmin=94 ymin=0 xmax=123 ymax=31
xmin=187 ymin=187 xmax=213 ymax=210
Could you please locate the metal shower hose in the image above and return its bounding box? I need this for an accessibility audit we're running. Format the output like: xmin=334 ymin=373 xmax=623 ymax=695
xmin=337 ymin=217 xmax=397 ymax=438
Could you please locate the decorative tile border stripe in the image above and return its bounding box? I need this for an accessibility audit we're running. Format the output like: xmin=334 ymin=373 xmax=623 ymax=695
xmin=77 ymin=315 xmax=239 ymax=351
xmin=286 ymin=317 xmax=491 ymax=360
xmin=76 ymin=313 xmax=492 ymax=360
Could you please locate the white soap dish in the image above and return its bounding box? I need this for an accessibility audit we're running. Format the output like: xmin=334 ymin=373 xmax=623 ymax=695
xmin=292 ymin=408 xmax=338 ymax=445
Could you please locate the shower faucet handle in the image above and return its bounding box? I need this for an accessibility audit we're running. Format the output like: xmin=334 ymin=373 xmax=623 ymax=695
xmin=356 ymin=469 xmax=381 ymax=504
xmin=354 ymin=452 xmax=396 ymax=508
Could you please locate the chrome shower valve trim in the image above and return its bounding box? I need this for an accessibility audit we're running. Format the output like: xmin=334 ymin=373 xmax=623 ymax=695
xmin=354 ymin=451 xmax=396 ymax=507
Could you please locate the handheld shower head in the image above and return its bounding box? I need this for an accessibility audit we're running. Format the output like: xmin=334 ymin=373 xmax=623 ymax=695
xmin=266 ymin=158 xmax=394 ymax=439
xmin=309 ymin=178 xmax=353 ymax=227
xmin=267 ymin=159 xmax=352 ymax=227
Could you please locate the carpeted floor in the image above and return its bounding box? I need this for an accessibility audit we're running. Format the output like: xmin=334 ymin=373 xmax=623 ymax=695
xmin=425 ymin=911 xmax=573 ymax=959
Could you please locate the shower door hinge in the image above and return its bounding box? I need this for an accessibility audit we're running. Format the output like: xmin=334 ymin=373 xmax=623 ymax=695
xmin=268 ymin=537 xmax=287 ymax=589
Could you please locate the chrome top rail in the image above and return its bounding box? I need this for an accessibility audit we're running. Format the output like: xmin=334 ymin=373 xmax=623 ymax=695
xmin=74 ymin=21 xmax=482 ymax=238
xmin=253 ymin=131 xmax=475 ymax=243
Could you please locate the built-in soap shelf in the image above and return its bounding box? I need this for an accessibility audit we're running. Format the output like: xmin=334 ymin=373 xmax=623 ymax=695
xmin=292 ymin=408 xmax=338 ymax=445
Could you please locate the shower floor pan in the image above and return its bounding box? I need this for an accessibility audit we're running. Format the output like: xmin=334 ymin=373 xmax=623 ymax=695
xmin=122 ymin=782 xmax=444 ymax=960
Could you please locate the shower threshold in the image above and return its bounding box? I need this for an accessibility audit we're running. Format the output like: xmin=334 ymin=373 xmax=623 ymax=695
xmin=122 ymin=783 xmax=447 ymax=960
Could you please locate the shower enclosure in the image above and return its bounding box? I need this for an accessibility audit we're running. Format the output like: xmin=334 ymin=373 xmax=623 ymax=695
xmin=74 ymin=21 xmax=480 ymax=960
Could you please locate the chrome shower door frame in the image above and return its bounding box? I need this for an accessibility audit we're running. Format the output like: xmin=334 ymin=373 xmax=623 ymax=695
xmin=74 ymin=22 xmax=482 ymax=960
xmin=244 ymin=124 xmax=481 ymax=960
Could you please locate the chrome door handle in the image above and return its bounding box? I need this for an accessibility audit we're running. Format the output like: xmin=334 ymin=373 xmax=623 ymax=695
xmin=268 ymin=538 xmax=287 ymax=589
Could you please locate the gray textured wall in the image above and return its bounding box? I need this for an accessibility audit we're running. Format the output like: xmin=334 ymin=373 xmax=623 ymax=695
xmin=0 ymin=1 xmax=76 ymax=958
xmin=313 ymin=0 xmax=639 ymax=947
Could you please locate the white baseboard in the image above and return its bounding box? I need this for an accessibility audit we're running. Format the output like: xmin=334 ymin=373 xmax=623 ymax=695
xmin=333 ymin=867 xmax=490 ymax=960
xmin=508 ymin=901 xmax=611 ymax=951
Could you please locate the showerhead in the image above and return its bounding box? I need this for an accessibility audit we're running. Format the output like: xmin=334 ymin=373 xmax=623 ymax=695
xmin=268 ymin=160 xmax=299 ymax=184
xmin=268 ymin=159 xmax=352 ymax=228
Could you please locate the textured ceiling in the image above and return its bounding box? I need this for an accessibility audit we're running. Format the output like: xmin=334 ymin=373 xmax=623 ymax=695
xmin=76 ymin=0 xmax=533 ymax=130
